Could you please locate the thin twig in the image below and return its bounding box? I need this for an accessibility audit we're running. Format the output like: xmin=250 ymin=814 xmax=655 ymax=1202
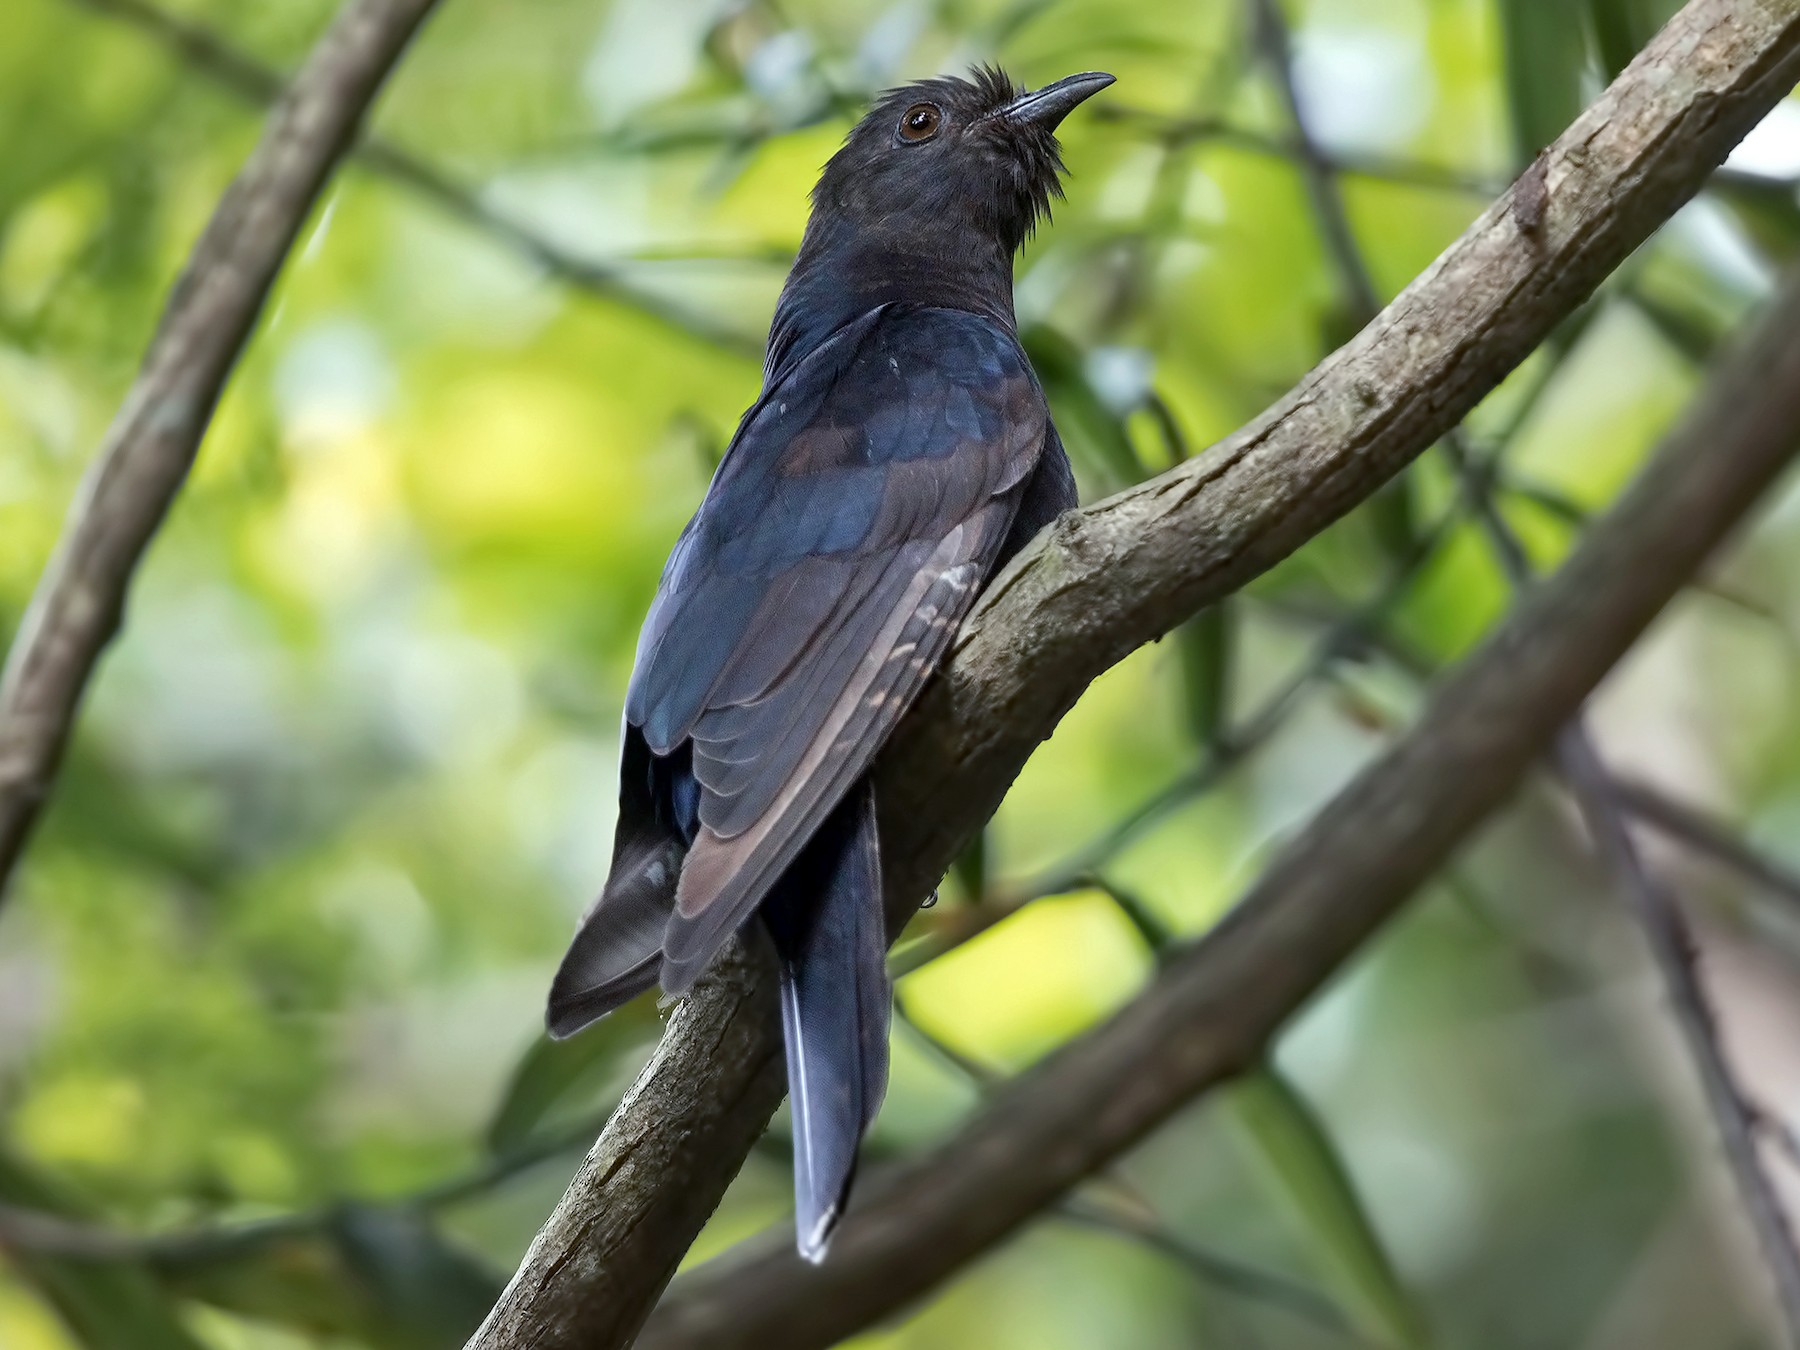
xmin=65 ymin=0 xmax=766 ymax=357
xmin=1092 ymin=104 xmax=1505 ymax=198
xmin=1248 ymin=0 xmax=1381 ymax=320
xmin=1256 ymin=0 xmax=1800 ymax=1320
xmin=0 ymin=0 xmax=446 ymax=904
xmin=1616 ymin=781 xmax=1800 ymax=918
xmin=1559 ymin=736 xmax=1800 ymax=1340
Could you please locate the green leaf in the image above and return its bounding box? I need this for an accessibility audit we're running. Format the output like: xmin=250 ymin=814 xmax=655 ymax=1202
xmin=328 ymin=1204 xmax=503 ymax=1344
xmin=1586 ymin=0 xmax=1682 ymax=78
xmin=153 ymin=1226 xmax=384 ymax=1343
xmin=1228 ymin=1066 xmax=1430 ymax=1349
xmin=951 ymin=829 xmax=987 ymax=904
xmin=1176 ymin=603 xmax=1236 ymax=748
xmin=484 ymin=1004 xmax=660 ymax=1157
xmin=1498 ymin=0 xmax=1590 ymax=164
xmin=1093 ymin=879 xmax=1173 ymax=956
xmin=1714 ymin=176 xmax=1800 ymax=267
xmin=1628 ymin=290 xmax=1720 ymax=367
xmin=1368 ymin=474 xmax=1421 ymax=568
xmin=0 ymin=1148 xmax=207 ymax=1350
xmin=152 ymin=1206 xmax=501 ymax=1349
xmin=1021 ymin=324 xmax=1147 ymax=487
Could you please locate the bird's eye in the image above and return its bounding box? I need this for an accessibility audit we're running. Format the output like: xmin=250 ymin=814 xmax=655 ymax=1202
xmin=897 ymin=102 xmax=943 ymax=143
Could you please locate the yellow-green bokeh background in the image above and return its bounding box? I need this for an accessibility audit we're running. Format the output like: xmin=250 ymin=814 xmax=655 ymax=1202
xmin=5 ymin=0 xmax=1800 ymax=1345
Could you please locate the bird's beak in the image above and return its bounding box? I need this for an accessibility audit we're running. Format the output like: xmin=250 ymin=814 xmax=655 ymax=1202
xmin=999 ymin=71 xmax=1116 ymax=131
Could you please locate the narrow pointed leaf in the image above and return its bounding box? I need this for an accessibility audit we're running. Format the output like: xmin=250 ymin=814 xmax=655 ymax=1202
xmin=1228 ymin=1066 xmax=1429 ymax=1349
xmin=1176 ymin=602 xmax=1236 ymax=748
xmin=1498 ymin=0 xmax=1590 ymax=165
xmin=485 ymin=1003 xmax=661 ymax=1156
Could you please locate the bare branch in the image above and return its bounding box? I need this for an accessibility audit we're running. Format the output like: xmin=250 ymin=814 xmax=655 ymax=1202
xmin=0 ymin=0 xmax=444 ymax=900
xmin=892 ymin=506 xmax=1456 ymax=977
xmin=641 ymin=252 xmax=1800 ymax=1350
xmin=1254 ymin=0 xmax=1800 ymax=1313
xmin=1248 ymin=0 xmax=1382 ymax=319
xmin=1559 ymin=736 xmax=1800 ymax=1339
xmin=468 ymin=3 xmax=1800 ymax=1346
xmin=1618 ymin=780 xmax=1800 ymax=917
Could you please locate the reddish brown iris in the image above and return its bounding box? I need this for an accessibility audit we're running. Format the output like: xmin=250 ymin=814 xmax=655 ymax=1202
xmin=897 ymin=102 xmax=942 ymax=143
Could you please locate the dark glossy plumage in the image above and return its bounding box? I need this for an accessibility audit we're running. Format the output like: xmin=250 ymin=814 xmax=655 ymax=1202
xmin=547 ymin=64 xmax=1112 ymax=1260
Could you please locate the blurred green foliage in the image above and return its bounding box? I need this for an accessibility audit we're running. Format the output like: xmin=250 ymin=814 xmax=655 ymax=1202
xmin=4 ymin=0 xmax=1800 ymax=1346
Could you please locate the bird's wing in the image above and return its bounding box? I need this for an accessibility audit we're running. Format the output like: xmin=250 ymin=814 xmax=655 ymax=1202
xmin=624 ymin=304 xmax=1047 ymax=989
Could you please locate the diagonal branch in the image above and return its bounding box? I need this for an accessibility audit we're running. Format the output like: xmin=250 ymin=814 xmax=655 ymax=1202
xmin=640 ymin=253 xmax=1800 ymax=1350
xmin=467 ymin=3 xmax=1800 ymax=1346
xmin=0 ymin=0 xmax=445 ymax=902
xmin=1250 ymin=0 xmax=1800 ymax=1322
xmin=1252 ymin=0 xmax=1800 ymax=1317
xmin=1449 ymin=370 xmax=1800 ymax=1337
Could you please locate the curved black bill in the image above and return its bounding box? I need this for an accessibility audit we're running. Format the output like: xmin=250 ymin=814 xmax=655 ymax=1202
xmin=1001 ymin=71 xmax=1116 ymax=131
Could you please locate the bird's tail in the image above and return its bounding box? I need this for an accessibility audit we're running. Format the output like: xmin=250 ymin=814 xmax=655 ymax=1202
xmin=762 ymin=780 xmax=890 ymax=1263
xmin=545 ymin=828 xmax=679 ymax=1039
xmin=547 ymin=730 xmax=694 ymax=1040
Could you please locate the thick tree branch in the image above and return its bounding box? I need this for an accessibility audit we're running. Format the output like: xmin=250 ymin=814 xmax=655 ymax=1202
xmin=642 ymin=254 xmax=1800 ymax=1350
xmin=469 ymin=3 xmax=1800 ymax=1346
xmin=0 ymin=0 xmax=443 ymax=899
xmin=1259 ymin=0 xmax=1800 ymax=1319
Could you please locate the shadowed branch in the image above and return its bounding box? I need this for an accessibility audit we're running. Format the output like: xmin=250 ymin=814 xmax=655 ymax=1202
xmin=465 ymin=2 xmax=1800 ymax=1346
xmin=640 ymin=248 xmax=1800 ymax=1350
xmin=1250 ymin=0 xmax=1800 ymax=1320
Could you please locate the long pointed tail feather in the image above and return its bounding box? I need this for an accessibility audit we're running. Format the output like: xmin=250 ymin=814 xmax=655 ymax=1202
xmin=762 ymin=780 xmax=890 ymax=1262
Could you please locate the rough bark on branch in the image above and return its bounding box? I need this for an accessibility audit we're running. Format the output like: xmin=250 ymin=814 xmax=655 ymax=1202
xmin=643 ymin=255 xmax=1800 ymax=1350
xmin=0 ymin=0 xmax=443 ymax=899
xmin=469 ymin=2 xmax=1800 ymax=1347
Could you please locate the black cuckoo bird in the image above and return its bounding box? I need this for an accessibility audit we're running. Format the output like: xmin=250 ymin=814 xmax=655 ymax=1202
xmin=547 ymin=65 xmax=1113 ymax=1260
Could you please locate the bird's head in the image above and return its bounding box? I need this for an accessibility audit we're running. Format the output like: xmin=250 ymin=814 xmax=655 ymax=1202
xmin=808 ymin=65 xmax=1115 ymax=258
